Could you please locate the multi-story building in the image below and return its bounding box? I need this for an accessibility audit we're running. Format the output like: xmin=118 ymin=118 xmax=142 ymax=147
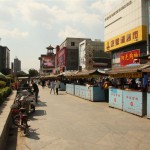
xmin=0 ymin=46 xmax=10 ymax=72
xmin=79 ymin=39 xmax=111 ymax=70
xmin=104 ymin=0 xmax=149 ymax=68
xmin=55 ymin=37 xmax=90 ymax=73
xmin=14 ymin=57 xmax=21 ymax=74
xmin=39 ymin=45 xmax=56 ymax=75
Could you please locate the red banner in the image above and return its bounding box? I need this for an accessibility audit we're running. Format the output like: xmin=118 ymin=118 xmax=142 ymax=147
xmin=120 ymin=49 xmax=140 ymax=66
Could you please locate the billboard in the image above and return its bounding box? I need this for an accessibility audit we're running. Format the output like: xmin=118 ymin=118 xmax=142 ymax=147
xmin=57 ymin=47 xmax=66 ymax=67
xmin=41 ymin=55 xmax=55 ymax=68
xmin=105 ymin=26 xmax=146 ymax=51
xmin=120 ymin=49 xmax=140 ymax=66
xmin=104 ymin=0 xmax=147 ymax=52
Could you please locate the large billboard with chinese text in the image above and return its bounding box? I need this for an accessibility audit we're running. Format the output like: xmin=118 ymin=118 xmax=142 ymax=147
xmin=120 ymin=49 xmax=140 ymax=66
xmin=104 ymin=0 xmax=147 ymax=52
xmin=105 ymin=26 xmax=146 ymax=51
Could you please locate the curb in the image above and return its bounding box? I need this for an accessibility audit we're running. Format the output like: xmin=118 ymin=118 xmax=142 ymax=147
xmin=0 ymin=91 xmax=16 ymax=150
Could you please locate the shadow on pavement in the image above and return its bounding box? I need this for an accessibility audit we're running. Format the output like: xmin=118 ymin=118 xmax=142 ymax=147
xmin=6 ymin=126 xmax=18 ymax=150
xmin=32 ymin=109 xmax=46 ymax=117
xmin=58 ymin=93 xmax=67 ymax=95
xmin=36 ymin=100 xmax=47 ymax=107
xmin=27 ymin=128 xmax=40 ymax=140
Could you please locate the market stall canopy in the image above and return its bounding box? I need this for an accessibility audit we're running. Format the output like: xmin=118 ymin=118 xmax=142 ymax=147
xmin=40 ymin=74 xmax=58 ymax=79
xmin=63 ymin=71 xmax=78 ymax=77
xmin=68 ymin=69 xmax=107 ymax=78
xmin=108 ymin=63 xmax=150 ymax=78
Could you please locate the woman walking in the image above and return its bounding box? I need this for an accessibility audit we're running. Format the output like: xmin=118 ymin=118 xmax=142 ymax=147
xmin=55 ymin=80 xmax=60 ymax=95
xmin=50 ymin=80 xmax=55 ymax=94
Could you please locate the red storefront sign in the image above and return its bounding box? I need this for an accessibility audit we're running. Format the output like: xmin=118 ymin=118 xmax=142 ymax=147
xmin=120 ymin=49 xmax=140 ymax=66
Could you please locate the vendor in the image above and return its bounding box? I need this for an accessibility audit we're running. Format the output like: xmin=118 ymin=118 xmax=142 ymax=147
xmin=103 ymin=78 xmax=111 ymax=102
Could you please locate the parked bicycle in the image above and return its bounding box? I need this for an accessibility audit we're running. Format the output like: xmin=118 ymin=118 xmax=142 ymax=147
xmin=11 ymin=107 xmax=30 ymax=136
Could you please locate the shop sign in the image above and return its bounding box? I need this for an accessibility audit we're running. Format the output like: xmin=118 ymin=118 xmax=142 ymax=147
xmin=120 ymin=49 xmax=140 ymax=66
xmin=110 ymin=72 xmax=142 ymax=78
xmin=104 ymin=25 xmax=147 ymax=52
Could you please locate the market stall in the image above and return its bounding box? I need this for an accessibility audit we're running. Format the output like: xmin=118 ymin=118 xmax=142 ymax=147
xmin=142 ymin=67 xmax=150 ymax=118
xmin=65 ymin=69 xmax=106 ymax=102
xmin=108 ymin=63 xmax=149 ymax=116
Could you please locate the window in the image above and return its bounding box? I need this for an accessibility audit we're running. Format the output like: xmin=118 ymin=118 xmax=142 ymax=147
xmin=71 ymin=42 xmax=75 ymax=46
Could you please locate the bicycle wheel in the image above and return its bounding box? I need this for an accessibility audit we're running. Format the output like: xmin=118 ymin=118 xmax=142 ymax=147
xmin=12 ymin=115 xmax=20 ymax=127
xmin=22 ymin=120 xmax=30 ymax=136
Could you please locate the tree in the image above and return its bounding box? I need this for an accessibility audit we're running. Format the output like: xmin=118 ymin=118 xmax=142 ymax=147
xmin=28 ymin=69 xmax=39 ymax=77
xmin=1 ymin=68 xmax=11 ymax=75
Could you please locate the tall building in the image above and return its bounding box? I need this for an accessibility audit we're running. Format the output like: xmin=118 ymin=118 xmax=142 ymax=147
xmin=14 ymin=57 xmax=21 ymax=74
xmin=79 ymin=39 xmax=111 ymax=70
xmin=104 ymin=0 xmax=149 ymax=68
xmin=55 ymin=37 xmax=90 ymax=73
xmin=0 ymin=46 xmax=10 ymax=72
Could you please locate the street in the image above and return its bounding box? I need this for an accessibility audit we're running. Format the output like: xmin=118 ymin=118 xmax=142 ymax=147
xmin=6 ymin=86 xmax=150 ymax=150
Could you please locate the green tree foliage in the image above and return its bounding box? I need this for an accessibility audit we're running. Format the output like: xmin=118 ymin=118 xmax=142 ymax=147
xmin=28 ymin=69 xmax=39 ymax=77
xmin=0 ymin=81 xmax=6 ymax=88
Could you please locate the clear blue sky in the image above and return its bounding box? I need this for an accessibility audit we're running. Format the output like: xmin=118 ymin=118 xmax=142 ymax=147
xmin=0 ymin=0 xmax=123 ymax=73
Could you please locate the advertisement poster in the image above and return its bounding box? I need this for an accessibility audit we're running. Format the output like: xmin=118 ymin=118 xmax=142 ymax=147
xmin=120 ymin=49 xmax=140 ymax=66
xmin=42 ymin=56 xmax=55 ymax=68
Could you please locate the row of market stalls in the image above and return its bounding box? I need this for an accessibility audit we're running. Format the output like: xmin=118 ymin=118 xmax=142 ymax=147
xmin=40 ymin=70 xmax=107 ymax=102
xmin=40 ymin=63 xmax=150 ymax=118
xmin=107 ymin=62 xmax=150 ymax=118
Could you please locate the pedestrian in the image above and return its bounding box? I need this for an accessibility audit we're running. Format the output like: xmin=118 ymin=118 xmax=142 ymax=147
xmin=55 ymin=80 xmax=60 ymax=95
xmin=32 ymin=81 xmax=39 ymax=103
xmin=42 ymin=79 xmax=45 ymax=88
xmin=102 ymin=78 xmax=110 ymax=102
xmin=50 ymin=80 xmax=55 ymax=94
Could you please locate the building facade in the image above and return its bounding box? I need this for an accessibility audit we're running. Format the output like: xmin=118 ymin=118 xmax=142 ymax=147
xmin=55 ymin=37 xmax=90 ymax=73
xmin=79 ymin=39 xmax=111 ymax=70
xmin=104 ymin=0 xmax=149 ymax=67
xmin=0 ymin=46 xmax=10 ymax=72
xmin=14 ymin=57 xmax=21 ymax=74
xmin=39 ymin=45 xmax=56 ymax=75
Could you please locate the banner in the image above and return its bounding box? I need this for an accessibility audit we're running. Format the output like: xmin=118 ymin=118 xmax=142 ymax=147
xmin=120 ymin=49 xmax=140 ymax=66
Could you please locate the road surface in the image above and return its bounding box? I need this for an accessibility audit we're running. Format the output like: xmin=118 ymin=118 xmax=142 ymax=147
xmin=6 ymin=86 xmax=150 ymax=150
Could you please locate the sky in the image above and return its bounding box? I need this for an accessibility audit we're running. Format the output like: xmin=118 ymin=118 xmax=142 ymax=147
xmin=0 ymin=0 xmax=123 ymax=73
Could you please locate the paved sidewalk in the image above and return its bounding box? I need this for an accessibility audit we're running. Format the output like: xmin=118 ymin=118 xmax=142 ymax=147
xmin=7 ymin=86 xmax=150 ymax=150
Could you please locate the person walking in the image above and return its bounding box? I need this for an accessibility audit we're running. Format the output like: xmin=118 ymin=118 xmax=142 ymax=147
xmin=32 ymin=81 xmax=39 ymax=103
xmin=50 ymin=80 xmax=55 ymax=94
xmin=55 ymin=80 xmax=60 ymax=95
xmin=41 ymin=79 xmax=45 ymax=88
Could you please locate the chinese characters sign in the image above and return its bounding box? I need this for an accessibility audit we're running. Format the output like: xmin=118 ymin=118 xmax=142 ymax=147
xmin=109 ymin=88 xmax=123 ymax=110
xmin=120 ymin=49 xmax=140 ymax=66
xmin=104 ymin=25 xmax=146 ymax=52
xmin=110 ymin=72 xmax=142 ymax=78
xmin=123 ymin=91 xmax=143 ymax=116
